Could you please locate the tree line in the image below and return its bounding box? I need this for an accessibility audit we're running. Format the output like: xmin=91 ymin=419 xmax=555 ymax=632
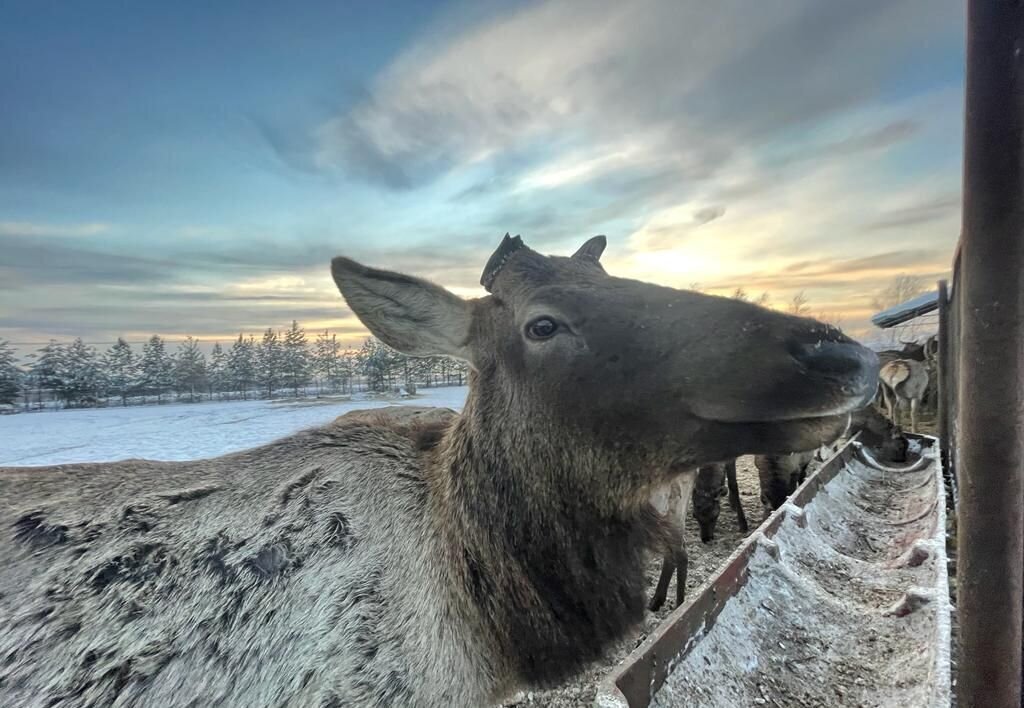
xmin=0 ymin=273 xmax=927 ymax=411
xmin=0 ymin=321 xmax=469 ymax=411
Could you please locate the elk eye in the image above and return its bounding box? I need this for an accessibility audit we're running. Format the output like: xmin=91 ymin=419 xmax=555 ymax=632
xmin=526 ymin=317 xmax=559 ymax=340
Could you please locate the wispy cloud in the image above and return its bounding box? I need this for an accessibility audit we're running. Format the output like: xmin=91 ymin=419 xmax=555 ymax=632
xmin=864 ymin=194 xmax=961 ymax=231
xmin=693 ymin=206 xmax=727 ymax=226
xmin=308 ymin=0 xmax=957 ymax=192
xmin=1 ymin=0 xmax=964 ymax=346
xmin=0 ymin=221 xmax=111 ymax=238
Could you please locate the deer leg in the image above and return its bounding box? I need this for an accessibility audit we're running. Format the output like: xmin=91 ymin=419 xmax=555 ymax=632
xmin=725 ymin=461 xmax=749 ymax=532
xmin=674 ymin=538 xmax=689 ymax=608
xmin=888 ymin=390 xmax=896 ymax=426
xmin=886 ymin=388 xmax=898 ymax=427
xmin=649 ymin=554 xmax=674 ymax=612
xmin=797 ymin=458 xmax=812 ymax=488
xmin=911 ymin=397 xmax=919 ymax=434
xmin=875 ymin=382 xmax=889 ymax=415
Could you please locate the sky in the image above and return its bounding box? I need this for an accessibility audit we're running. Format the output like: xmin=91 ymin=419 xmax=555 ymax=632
xmin=0 ymin=0 xmax=965 ymax=353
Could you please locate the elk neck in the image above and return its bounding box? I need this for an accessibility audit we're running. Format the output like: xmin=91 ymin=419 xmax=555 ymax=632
xmin=423 ymin=373 xmax=671 ymax=688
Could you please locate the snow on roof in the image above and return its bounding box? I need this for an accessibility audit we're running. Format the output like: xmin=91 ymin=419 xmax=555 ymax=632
xmin=871 ymin=290 xmax=940 ymax=329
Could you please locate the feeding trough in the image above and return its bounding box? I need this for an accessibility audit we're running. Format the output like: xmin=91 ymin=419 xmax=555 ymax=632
xmin=595 ymin=435 xmax=951 ymax=708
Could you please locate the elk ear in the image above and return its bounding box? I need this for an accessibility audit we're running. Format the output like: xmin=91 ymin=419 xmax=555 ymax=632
xmin=571 ymin=235 xmax=607 ymax=262
xmin=331 ymin=257 xmax=472 ymax=360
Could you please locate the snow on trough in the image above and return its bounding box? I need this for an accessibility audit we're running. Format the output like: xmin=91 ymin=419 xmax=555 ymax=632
xmin=0 ymin=387 xmax=468 ymax=467
xmin=599 ymin=438 xmax=951 ymax=708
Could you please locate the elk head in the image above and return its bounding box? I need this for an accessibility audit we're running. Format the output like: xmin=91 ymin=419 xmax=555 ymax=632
xmin=331 ymin=235 xmax=879 ymax=476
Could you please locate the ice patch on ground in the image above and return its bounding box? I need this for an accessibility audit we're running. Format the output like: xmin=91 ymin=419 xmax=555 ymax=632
xmin=0 ymin=387 xmax=468 ymax=466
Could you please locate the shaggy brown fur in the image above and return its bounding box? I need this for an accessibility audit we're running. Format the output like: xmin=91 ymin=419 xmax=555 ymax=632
xmin=0 ymin=235 xmax=880 ymax=707
xmin=692 ymin=460 xmax=749 ymax=543
xmin=755 ymin=404 xmax=909 ymax=514
xmin=850 ymin=403 xmax=910 ymax=462
xmin=647 ymin=469 xmax=697 ymax=612
xmin=654 ymin=406 xmax=906 ymax=612
xmin=754 ymin=450 xmax=817 ymax=514
xmin=647 ymin=459 xmax=750 ymax=612
xmin=879 ymin=358 xmax=929 ymax=433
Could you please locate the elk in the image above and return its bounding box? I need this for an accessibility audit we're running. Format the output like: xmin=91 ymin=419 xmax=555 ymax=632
xmin=877 ymin=339 xmax=928 ymax=367
xmin=876 ymin=336 xmax=938 ymax=415
xmin=754 ymin=450 xmax=817 ymax=515
xmin=692 ymin=459 xmax=748 ymax=543
xmin=0 ymin=234 xmax=879 ymax=707
xmin=879 ymin=358 xmax=929 ymax=433
xmin=647 ymin=468 xmax=697 ymax=612
xmin=853 ymin=401 xmax=911 ymax=463
xmin=755 ymin=403 xmax=909 ymax=514
xmin=651 ymin=405 xmax=910 ymax=610
xmin=647 ymin=460 xmax=748 ymax=612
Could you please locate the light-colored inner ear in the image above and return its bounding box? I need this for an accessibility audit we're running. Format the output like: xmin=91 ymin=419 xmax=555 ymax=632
xmin=331 ymin=257 xmax=473 ymax=360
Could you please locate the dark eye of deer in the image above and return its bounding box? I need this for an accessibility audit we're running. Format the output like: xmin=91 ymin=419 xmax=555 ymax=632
xmin=526 ymin=317 xmax=558 ymax=340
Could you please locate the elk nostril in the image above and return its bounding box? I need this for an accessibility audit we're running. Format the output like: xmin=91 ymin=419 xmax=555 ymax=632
xmin=791 ymin=342 xmax=875 ymax=378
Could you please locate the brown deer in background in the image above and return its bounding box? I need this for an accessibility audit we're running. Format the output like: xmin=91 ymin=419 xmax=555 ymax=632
xmin=756 ymin=403 xmax=909 ymax=515
xmin=876 ymin=335 xmax=938 ymax=421
xmin=877 ymin=339 xmax=929 ymax=367
xmin=754 ymin=450 xmax=817 ymax=515
xmin=654 ymin=404 xmax=908 ymax=612
xmin=647 ymin=460 xmax=748 ymax=612
xmin=0 ymin=235 xmax=879 ymax=707
xmin=647 ymin=468 xmax=697 ymax=612
xmin=879 ymin=358 xmax=929 ymax=433
xmin=692 ymin=459 xmax=749 ymax=543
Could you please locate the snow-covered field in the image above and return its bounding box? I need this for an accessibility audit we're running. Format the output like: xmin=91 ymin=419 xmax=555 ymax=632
xmin=0 ymin=387 xmax=468 ymax=467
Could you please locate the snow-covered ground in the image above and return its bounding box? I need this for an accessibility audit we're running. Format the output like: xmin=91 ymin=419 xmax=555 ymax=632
xmin=0 ymin=387 xmax=468 ymax=467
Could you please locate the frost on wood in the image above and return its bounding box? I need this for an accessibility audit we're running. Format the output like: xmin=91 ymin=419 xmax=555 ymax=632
xmin=619 ymin=440 xmax=950 ymax=708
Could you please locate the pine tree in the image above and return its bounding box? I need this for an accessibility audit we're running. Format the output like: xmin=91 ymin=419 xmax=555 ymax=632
xmin=103 ymin=337 xmax=137 ymax=406
xmin=63 ymin=338 xmax=102 ymax=406
xmin=281 ymin=320 xmax=310 ymax=397
xmin=256 ymin=328 xmax=283 ymax=398
xmin=419 ymin=356 xmax=440 ymax=387
xmin=357 ymin=338 xmax=381 ymax=391
xmin=173 ymin=336 xmax=207 ymax=403
xmin=208 ymin=342 xmax=229 ymax=399
xmin=32 ymin=340 xmax=70 ymax=406
xmin=437 ymin=355 xmax=452 ymax=386
xmin=398 ymin=352 xmax=415 ymax=393
xmin=314 ymin=330 xmax=340 ymax=394
xmin=139 ymin=335 xmax=174 ymax=403
xmin=432 ymin=355 xmax=468 ymax=387
xmin=0 ymin=339 xmax=22 ymax=406
xmin=338 ymin=348 xmax=357 ymax=393
xmin=449 ymin=358 xmax=469 ymax=387
xmin=228 ymin=334 xmax=256 ymax=400
xmin=406 ymin=356 xmax=436 ymax=392
xmin=357 ymin=337 xmax=402 ymax=392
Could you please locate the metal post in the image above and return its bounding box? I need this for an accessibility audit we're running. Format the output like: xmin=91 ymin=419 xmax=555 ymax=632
xmin=936 ymin=280 xmax=952 ymax=493
xmin=958 ymin=1 xmax=1024 ymax=706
